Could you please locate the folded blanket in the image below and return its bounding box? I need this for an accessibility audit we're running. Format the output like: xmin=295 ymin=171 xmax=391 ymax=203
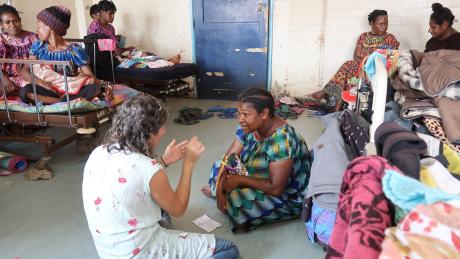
xmin=0 ymin=84 xmax=139 ymax=113
xmin=400 ymin=98 xmax=440 ymax=120
xmin=0 ymin=152 xmax=28 ymax=173
xmin=396 ymin=50 xmax=460 ymax=100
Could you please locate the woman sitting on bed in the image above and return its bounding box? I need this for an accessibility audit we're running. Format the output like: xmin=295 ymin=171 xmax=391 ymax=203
xmin=0 ymin=4 xmax=38 ymax=97
xmin=425 ymin=3 xmax=460 ymax=52
xmin=88 ymin=0 xmax=181 ymax=67
xmin=20 ymin=5 xmax=112 ymax=105
xmin=201 ymin=88 xmax=311 ymax=232
xmin=308 ymin=9 xmax=400 ymax=112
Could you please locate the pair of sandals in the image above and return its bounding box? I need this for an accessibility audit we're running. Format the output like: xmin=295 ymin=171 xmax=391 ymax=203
xmin=208 ymin=105 xmax=238 ymax=119
xmin=174 ymin=107 xmax=214 ymax=125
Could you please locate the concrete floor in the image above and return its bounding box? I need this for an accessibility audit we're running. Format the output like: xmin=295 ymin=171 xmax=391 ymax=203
xmin=0 ymin=98 xmax=325 ymax=259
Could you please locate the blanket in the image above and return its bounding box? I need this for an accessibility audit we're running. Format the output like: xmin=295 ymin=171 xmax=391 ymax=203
xmin=0 ymin=84 xmax=139 ymax=113
xmin=24 ymin=64 xmax=95 ymax=95
xmin=394 ymin=50 xmax=460 ymax=100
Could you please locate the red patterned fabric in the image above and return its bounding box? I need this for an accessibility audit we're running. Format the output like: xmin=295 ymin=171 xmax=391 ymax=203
xmin=325 ymin=156 xmax=399 ymax=259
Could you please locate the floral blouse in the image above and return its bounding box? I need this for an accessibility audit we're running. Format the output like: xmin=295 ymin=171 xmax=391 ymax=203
xmin=82 ymin=145 xmax=215 ymax=259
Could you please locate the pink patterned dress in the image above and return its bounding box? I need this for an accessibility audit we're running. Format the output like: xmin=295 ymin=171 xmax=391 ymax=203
xmin=0 ymin=31 xmax=38 ymax=87
xmin=82 ymin=145 xmax=215 ymax=259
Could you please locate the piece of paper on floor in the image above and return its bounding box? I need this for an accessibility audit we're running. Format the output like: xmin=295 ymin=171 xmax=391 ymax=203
xmin=192 ymin=214 xmax=222 ymax=232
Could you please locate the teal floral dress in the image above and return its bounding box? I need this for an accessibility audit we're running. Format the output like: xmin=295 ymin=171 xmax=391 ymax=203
xmin=208 ymin=124 xmax=311 ymax=231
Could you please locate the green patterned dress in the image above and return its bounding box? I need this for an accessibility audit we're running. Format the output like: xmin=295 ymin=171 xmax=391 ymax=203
xmin=209 ymin=124 xmax=311 ymax=231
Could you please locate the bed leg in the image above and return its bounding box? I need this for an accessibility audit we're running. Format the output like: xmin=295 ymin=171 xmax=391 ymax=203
xmin=76 ymin=131 xmax=101 ymax=155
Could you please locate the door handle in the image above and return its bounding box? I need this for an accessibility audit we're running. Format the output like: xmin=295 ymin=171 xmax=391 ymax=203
xmin=258 ymin=1 xmax=263 ymax=13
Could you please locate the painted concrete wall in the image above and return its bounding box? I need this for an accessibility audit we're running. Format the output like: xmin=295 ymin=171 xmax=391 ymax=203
xmin=272 ymin=0 xmax=460 ymax=97
xmin=109 ymin=0 xmax=194 ymax=64
xmin=14 ymin=0 xmax=460 ymax=98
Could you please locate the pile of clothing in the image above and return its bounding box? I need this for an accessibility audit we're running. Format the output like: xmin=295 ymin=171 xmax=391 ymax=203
xmin=390 ymin=49 xmax=460 ymax=148
xmin=275 ymin=96 xmax=325 ymax=119
xmin=302 ymin=119 xmax=460 ymax=259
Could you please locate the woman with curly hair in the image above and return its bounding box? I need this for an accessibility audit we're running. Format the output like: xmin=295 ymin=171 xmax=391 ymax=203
xmin=82 ymin=95 xmax=239 ymax=259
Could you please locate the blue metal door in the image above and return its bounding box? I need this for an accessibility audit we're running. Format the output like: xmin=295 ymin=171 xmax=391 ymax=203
xmin=193 ymin=0 xmax=270 ymax=99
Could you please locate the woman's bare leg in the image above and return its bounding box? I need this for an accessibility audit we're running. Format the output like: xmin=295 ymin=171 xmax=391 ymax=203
xmin=308 ymin=90 xmax=326 ymax=100
xmin=167 ymin=53 xmax=181 ymax=64
xmin=26 ymin=93 xmax=60 ymax=104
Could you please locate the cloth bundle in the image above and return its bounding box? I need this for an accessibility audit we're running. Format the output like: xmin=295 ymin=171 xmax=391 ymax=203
xmin=26 ymin=64 xmax=95 ymax=95
xmin=0 ymin=152 xmax=28 ymax=175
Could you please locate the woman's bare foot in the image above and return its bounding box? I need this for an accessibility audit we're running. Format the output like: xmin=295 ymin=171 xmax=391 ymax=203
xmin=167 ymin=53 xmax=181 ymax=64
xmin=308 ymin=90 xmax=326 ymax=100
xmin=201 ymin=186 xmax=213 ymax=198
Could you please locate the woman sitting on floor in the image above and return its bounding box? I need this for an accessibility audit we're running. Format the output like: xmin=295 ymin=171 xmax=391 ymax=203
xmin=308 ymin=9 xmax=400 ymax=112
xmin=425 ymin=3 xmax=460 ymax=52
xmin=20 ymin=6 xmax=112 ymax=105
xmin=88 ymin=0 xmax=180 ymax=67
xmin=83 ymin=95 xmax=239 ymax=259
xmin=202 ymin=88 xmax=311 ymax=232
xmin=0 ymin=4 xmax=38 ymax=97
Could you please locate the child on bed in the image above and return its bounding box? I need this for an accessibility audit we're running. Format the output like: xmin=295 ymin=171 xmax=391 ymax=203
xmin=89 ymin=4 xmax=100 ymax=24
xmin=19 ymin=5 xmax=113 ymax=105
xmin=88 ymin=0 xmax=181 ymax=68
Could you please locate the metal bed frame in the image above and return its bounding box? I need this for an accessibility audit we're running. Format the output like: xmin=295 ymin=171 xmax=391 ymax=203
xmin=0 ymin=58 xmax=115 ymax=160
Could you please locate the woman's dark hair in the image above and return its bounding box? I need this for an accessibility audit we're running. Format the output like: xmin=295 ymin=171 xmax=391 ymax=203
xmin=368 ymin=9 xmax=387 ymax=23
xmin=89 ymin=4 xmax=100 ymax=17
xmin=98 ymin=0 xmax=117 ymax=13
xmin=103 ymin=95 xmax=168 ymax=157
xmin=0 ymin=4 xmax=20 ymax=22
xmin=430 ymin=3 xmax=455 ymax=26
xmin=239 ymin=87 xmax=275 ymax=117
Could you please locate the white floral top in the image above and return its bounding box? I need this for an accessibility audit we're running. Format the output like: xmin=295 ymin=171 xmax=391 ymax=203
xmin=82 ymin=145 xmax=215 ymax=259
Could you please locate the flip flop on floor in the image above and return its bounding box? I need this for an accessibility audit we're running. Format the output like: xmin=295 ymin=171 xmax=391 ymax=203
xmin=217 ymin=111 xmax=237 ymax=119
xmin=174 ymin=112 xmax=199 ymax=125
xmin=0 ymin=169 xmax=12 ymax=176
xmin=208 ymin=105 xmax=226 ymax=112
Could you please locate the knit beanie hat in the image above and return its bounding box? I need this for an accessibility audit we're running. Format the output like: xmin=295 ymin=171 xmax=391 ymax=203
xmin=37 ymin=6 xmax=71 ymax=36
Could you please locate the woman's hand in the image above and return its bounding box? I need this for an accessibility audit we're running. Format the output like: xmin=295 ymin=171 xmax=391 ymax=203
xmin=162 ymin=139 xmax=189 ymax=166
xmin=183 ymin=136 xmax=205 ymax=164
xmin=1 ymin=77 xmax=17 ymax=96
xmin=222 ymin=174 xmax=241 ymax=193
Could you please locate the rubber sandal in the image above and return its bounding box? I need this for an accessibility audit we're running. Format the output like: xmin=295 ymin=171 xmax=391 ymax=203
xmin=217 ymin=111 xmax=237 ymax=119
xmin=208 ymin=105 xmax=226 ymax=112
xmin=0 ymin=169 xmax=12 ymax=176
xmin=174 ymin=112 xmax=199 ymax=125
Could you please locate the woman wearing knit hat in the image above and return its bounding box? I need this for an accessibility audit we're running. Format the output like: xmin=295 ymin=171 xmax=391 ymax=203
xmin=19 ymin=5 xmax=112 ymax=104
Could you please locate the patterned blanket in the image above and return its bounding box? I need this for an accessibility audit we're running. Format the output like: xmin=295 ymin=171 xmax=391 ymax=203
xmin=0 ymin=84 xmax=139 ymax=113
xmin=398 ymin=50 xmax=460 ymax=99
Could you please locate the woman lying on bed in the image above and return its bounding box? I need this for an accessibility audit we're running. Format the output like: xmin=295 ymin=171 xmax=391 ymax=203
xmin=0 ymin=4 xmax=38 ymax=97
xmin=88 ymin=0 xmax=181 ymax=68
xmin=20 ymin=5 xmax=112 ymax=105
xmin=307 ymin=9 xmax=400 ymax=112
xmin=425 ymin=3 xmax=460 ymax=52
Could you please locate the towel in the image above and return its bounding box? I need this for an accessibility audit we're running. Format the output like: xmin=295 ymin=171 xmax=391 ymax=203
xmin=97 ymin=39 xmax=117 ymax=52
xmin=364 ymin=52 xmax=386 ymax=77
xmin=382 ymin=169 xmax=460 ymax=211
